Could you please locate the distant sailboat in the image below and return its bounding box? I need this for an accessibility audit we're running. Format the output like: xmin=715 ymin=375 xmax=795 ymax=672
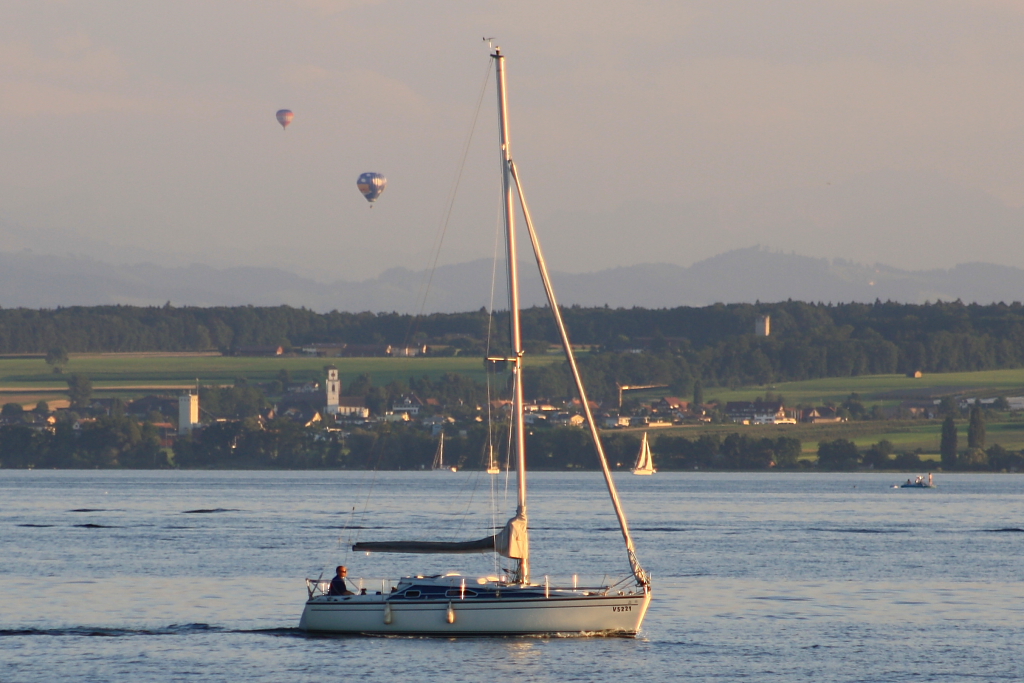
xmin=486 ymin=442 xmax=500 ymax=475
xmin=432 ymin=433 xmax=456 ymax=472
xmin=631 ymin=432 xmax=656 ymax=475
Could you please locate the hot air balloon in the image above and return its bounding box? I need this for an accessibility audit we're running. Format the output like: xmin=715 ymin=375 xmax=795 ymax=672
xmin=276 ymin=109 xmax=294 ymax=130
xmin=357 ymin=172 xmax=387 ymax=205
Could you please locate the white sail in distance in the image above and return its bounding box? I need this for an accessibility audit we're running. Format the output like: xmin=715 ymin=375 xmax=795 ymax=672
xmin=632 ymin=433 xmax=656 ymax=475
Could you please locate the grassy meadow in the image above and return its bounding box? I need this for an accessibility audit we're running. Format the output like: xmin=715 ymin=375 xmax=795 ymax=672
xmin=700 ymin=369 xmax=1024 ymax=407
xmin=0 ymin=352 xmax=560 ymax=405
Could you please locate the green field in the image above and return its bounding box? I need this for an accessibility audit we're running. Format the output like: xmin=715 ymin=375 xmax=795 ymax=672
xmin=11 ymin=357 xmax=1023 ymax=403
xmin=700 ymin=369 xmax=1024 ymax=407
xmin=0 ymin=353 xmax=561 ymax=404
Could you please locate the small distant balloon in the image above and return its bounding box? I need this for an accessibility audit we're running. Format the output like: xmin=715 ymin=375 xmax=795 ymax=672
xmin=276 ymin=109 xmax=294 ymax=130
xmin=357 ymin=172 xmax=387 ymax=205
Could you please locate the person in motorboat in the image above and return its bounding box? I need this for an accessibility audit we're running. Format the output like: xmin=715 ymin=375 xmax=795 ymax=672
xmin=328 ymin=565 xmax=355 ymax=596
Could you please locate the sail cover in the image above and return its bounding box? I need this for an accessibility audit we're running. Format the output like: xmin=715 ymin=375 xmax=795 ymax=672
xmin=353 ymin=514 xmax=528 ymax=559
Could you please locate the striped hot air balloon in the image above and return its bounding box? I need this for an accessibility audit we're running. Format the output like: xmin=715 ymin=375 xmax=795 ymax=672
xmin=276 ymin=109 xmax=294 ymax=130
xmin=357 ymin=172 xmax=387 ymax=204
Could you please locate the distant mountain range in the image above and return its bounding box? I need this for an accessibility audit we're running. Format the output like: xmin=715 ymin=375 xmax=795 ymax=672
xmin=0 ymin=247 xmax=1021 ymax=313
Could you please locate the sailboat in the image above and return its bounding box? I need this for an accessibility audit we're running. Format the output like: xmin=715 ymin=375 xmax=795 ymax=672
xmin=631 ymin=432 xmax=656 ymax=475
xmin=483 ymin=436 xmax=501 ymax=474
xmin=432 ymin=433 xmax=456 ymax=472
xmin=299 ymin=46 xmax=651 ymax=636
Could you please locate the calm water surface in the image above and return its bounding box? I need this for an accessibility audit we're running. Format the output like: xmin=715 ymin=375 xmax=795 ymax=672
xmin=2 ymin=470 xmax=1023 ymax=682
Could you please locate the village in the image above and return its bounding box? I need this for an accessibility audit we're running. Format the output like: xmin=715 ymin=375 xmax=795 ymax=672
xmin=4 ymin=357 xmax=1021 ymax=461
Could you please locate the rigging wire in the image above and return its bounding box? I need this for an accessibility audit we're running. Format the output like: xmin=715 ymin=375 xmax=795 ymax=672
xmin=342 ymin=421 xmax=392 ymax=553
xmin=402 ymin=57 xmax=494 ymax=347
xmin=332 ymin=58 xmax=493 ymax=574
xmin=484 ymin=187 xmax=505 ymax=576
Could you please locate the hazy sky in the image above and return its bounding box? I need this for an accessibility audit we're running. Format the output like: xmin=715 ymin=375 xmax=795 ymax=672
xmin=3 ymin=0 xmax=1024 ymax=281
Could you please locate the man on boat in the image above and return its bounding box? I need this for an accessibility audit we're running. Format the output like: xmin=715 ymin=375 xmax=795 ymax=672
xmin=328 ymin=565 xmax=355 ymax=595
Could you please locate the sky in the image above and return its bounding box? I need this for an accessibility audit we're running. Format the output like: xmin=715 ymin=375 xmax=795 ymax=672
xmin=2 ymin=0 xmax=1024 ymax=282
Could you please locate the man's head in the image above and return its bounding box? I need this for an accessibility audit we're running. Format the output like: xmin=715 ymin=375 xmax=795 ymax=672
xmin=336 ymin=565 xmax=347 ymax=577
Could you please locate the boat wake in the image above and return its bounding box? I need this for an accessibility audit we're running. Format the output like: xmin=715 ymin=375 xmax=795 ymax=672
xmin=807 ymin=527 xmax=910 ymax=534
xmin=0 ymin=624 xmax=305 ymax=638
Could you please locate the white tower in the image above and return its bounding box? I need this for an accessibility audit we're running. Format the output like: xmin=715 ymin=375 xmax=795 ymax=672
xmin=325 ymin=366 xmax=340 ymax=415
xmin=178 ymin=393 xmax=199 ymax=434
xmin=755 ymin=315 xmax=771 ymax=337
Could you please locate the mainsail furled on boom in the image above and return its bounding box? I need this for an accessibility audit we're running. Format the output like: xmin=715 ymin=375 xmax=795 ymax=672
xmin=352 ymin=513 xmax=528 ymax=560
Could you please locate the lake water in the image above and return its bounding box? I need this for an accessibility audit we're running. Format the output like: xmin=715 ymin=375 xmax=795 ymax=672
xmin=2 ymin=470 xmax=1023 ymax=682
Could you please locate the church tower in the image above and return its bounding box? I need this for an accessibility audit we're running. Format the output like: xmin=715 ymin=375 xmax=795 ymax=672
xmin=325 ymin=366 xmax=341 ymax=415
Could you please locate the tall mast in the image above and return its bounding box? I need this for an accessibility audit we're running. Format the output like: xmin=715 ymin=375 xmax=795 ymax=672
xmin=493 ymin=47 xmax=529 ymax=583
xmin=509 ymin=161 xmax=650 ymax=588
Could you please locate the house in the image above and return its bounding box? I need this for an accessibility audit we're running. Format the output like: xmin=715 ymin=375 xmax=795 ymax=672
xmin=897 ymin=401 xmax=937 ymax=419
xmin=489 ymin=399 xmax=513 ymax=413
xmin=570 ymin=398 xmax=601 ymax=412
xmin=755 ymin=413 xmax=796 ymax=425
xmin=29 ymin=414 xmax=58 ymax=432
xmin=150 ymin=421 xmax=178 ymax=447
xmin=281 ymin=406 xmax=323 ymax=427
xmin=392 ymin=345 xmax=427 ymax=357
xmin=814 ymin=407 xmax=843 ymax=423
xmin=335 ymin=397 xmax=370 ymax=419
xmin=125 ymin=395 xmax=178 ymax=418
xmin=287 ymin=381 xmax=321 ymax=394
xmin=800 ymin=407 xmax=843 ymax=423
xmin=550 ymin=412 xmax=584 ymax=427
xmin=726 ymin=401 xmax=793 ymax=424
xmin=421 ymin=415 xmax=454 ymax=436
xmin=655 ymin=397 xmax=689 ymax=413
xmin=602 ymin=414 xmax=631 ymax=429
xmin=301 ymin=343 xmax=347 ymax=357
xmin=88 ymin=397 xmax=122 ymax=415
xmin=392 ymin=394 xmax=425 ymax=416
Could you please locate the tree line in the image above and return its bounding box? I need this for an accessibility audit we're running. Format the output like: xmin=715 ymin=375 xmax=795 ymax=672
xmin=5 ymin=417 xmax=1023 ymax=471
xmin=4 ymin=300 xmax=1023 ymax=392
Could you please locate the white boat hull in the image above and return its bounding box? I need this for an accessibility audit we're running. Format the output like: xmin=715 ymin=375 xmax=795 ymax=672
xmin=299 ymin=590 xmax=652 ymax=636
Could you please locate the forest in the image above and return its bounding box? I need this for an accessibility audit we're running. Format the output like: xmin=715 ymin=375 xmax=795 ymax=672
xmin=0 ymin=301 xmax=1022 ymax=401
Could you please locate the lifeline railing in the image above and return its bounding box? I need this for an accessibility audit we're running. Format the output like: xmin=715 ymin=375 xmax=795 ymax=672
xmin=306 ymin=577 xmax=401 ymax=599
xmin=305 ymin=573 xmax=645 ymax=599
